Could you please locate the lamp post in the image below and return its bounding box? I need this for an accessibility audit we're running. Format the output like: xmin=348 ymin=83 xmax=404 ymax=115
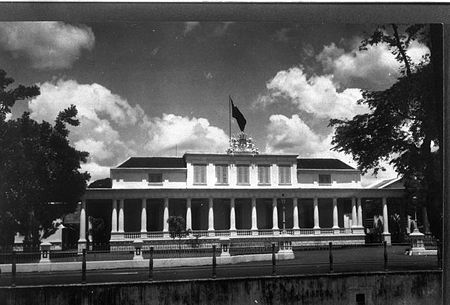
xmin=281 ymin=193 xmax=286 ymax=235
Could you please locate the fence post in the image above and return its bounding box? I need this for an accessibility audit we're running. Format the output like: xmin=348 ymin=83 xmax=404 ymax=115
xmin=437 ymin=239 xmax=442 ymax=269
xmin=383 ymin=241 xmax=388 ymax=271
xmin=212 ymin=245 xmax=217 ymax=279
xmin=329 ymin=242 xmax=333 ymax=273
xmin=272 ymin=243 xmax=276 ymax=276
xmin=81 ymin=248 xmax=86 ymax=284
xmin=11 ymin=251 xmax=16 ymax=287
xmin=149 ymin=246 xmax=154 ymax=280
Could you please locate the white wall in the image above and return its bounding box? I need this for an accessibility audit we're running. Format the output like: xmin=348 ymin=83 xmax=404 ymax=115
xmin=297 ymin=170 xmax=361 ymax=188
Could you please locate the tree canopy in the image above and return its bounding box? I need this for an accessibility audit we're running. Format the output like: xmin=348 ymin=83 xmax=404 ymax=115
xmin=0 ymin=69 xmax=90 ymax=247
xmin=330 ymin=24 xmax=442 ymax=239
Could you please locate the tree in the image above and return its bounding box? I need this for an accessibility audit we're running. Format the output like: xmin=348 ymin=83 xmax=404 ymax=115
xmin=0 ymin=69 xmax=90 ymax=248
xmin=329 ymin=24 xmax=443 ymax=239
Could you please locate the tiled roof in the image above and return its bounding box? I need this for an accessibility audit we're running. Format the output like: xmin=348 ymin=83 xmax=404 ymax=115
xmin=297 ymin=158 xmax=355 ymax=170
xmin=117 ymin=157 xmax=186 ymax=168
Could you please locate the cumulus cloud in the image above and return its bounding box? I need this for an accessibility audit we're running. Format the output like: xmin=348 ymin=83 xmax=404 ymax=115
xmin=28 ymin=79 xmax=230 ymax=180
xmin=316 ymin=39 xmax=430 ymax=91
xmin=0 ymin=22 xmax=94 ymax=69
xmin=143 ymin=114 xmax=229 ymax=155
xmin=28 ymin=79 xmax=143 ymax=179
xmin=265 ymin=114 xmax=331 ymax=155
xmin=258 ymin=66 xmax=368 ymax=119
xmin=264 ymin=114 xmax=398 ymax=186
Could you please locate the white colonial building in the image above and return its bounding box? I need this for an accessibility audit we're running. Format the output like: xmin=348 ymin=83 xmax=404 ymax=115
xmin=80 ymin=134 xmax=406 ymax=251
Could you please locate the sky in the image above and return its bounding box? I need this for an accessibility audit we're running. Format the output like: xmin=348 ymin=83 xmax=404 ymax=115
xmin=0 ymin=22 xmax=430 ymax=184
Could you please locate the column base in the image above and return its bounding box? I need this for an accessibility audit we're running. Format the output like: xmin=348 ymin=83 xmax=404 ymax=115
xmin=230 ymin=229 xmax=237 ymax=236
xmin=293 ymin=228 xmax=300 ymax=235
xmin=163 ymin=231 xmax=170 ymax=238
xmin=77 ymin=240 xmax=87 ymax=254
xmin=251 ymin=229 xmax=258 ymax=236
xmin=208 ymin=230 xmax=215 ymax=237
xmin=333 ymin=227 xmax=340 ymax=234
xmin=314 ymin=227 xmax=321 ymax=235
xmin=382 ymin=233 xmax=391 ymax=245
xmin=273 ymin=228 xmax=280 ymax=235
xmin=140 ymin=232 xmax=147 ymax=239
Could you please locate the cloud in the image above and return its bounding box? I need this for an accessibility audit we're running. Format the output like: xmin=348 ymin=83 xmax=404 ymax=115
xmin=264 ymin=114 xmax=398 ymax=186
xmin=183 ymin=22 xmax=200 ymax=35
xmin=213 ymin=22 xmax=233 ymax=37
xmin=316 ymin=39 xmax=430 ymax=91
xmin=265 ymin=114 xmax=331 ymax=156
xmin=258 ymin=66 xmax=368 ymax=120
xmin=28 ymin=79 xmax=230 ymax=180
xmin=0 ymin=22 xmax=94 ymax=70
xmin=143 ymin=114 xmax=229 ymax=155
xmin=28 ymin=79 xmax=143 ymax=178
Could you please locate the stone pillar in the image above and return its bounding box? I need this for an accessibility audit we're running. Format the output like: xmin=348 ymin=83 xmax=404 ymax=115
xmin=118 ymin=199 xmax=124 ymax=233
xmin=88 ymin=217 xmax=93 ymax=250
xmin=293 ymin=198 xmax=300 ymax=234
xmin=208 ymin=197 xmax=215 ymax=236
xmin=141 ymin=199 xmax=147 ymax=238
xmin=78 ymin=200 xmax=87 ymax=253
xmin=251 ymin=197 xmax=258 ymax=235
xmin=39 ymin=242 xmax=52 ymax=263
xmin=186 ymin=198 xmax=192 ymax=231
xmin=332 ymin=198 xmax=339 ymax=233
xmin=313 ymin=197 xmax=320 ymax=234
xmin=382 ymin=197 xmax=391 ymax=245
xmin=422 ymin=206 xmax=431 ymax=235
xmin=351 ymin=197 xmax=357 ymax=228
xmin=357 ymin=198 xmax=363 ymax=227
xmin=163 ymin=198 xmax=169 ymax=238
xmin=272 ymin=197 xmax=279 ymax=234
xmin=230 ymin=198 xmax=237 ymax=236
xmin=111 ymin=200 xmax=118 ymax=233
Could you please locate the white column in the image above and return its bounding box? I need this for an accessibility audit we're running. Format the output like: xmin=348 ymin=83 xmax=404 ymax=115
xmin=141 ymin=198 xmax=147 ymax=233
xmin=208 ymin=197 xmax=214 ymax=236
xmin=313 ymin=197 xmax=320 ymax=230
xmin=272 ymin=197 xmax=279 ymax=233
xmin=118 ymin=199 xmax=124 ymax=233
xmin=186 ymin=198 xmax=192 ymax=231
xmin=351 ymin=197 xmax=357 ymax=228
xmin=293 ymin=198 xmax=299 ymax=230
xmin=382 ymin=197 xmax=391 ymax=245
xmin=111 ymin=200 xmax=118 ymax=233
xmin=251 ymin=197 xmax=258 ymax=234
xmin=357 ymin=198 xmax=363 ymax=227
xmin=230 ymin=198 xmax=236 ymax=235
xmin=163 ymin=198 xmax=169 ymax=237
xmin=382 ymin=197 xmax=389 ymax=234
xmin=332 ymin=198 xmax=339 ymax=230
xmin=79 ymin=200 xmax=87 ymax=242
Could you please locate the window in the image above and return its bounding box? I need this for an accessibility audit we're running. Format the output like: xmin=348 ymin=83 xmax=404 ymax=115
xmin=215 ymin=165 xmax=228 ymax=184
xmin=278 ymin=165 xmax=291 ymax=184
xmin=193 ymin=164 xmax=207 ymax=184
xmin=148 ymin=173 xmax=162 ymax=183
xmin=319 ymin=174 xmax=331 ymax=184
xmin=237 ymin=165 xmax=249 ymax=184
xmin=258 ymin=165 xmax=271 ymax=184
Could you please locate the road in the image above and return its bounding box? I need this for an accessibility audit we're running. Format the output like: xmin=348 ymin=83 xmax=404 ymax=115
xmin=0 ymin=246 xmax=440 ymax=287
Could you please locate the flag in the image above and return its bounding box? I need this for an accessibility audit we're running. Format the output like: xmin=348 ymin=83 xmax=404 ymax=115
xmin=230 ymin=96 xmax=246 ymax=132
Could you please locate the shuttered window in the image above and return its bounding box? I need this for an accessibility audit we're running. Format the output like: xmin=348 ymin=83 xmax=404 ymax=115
xmin=278 ymin=165 xmax=291 ymax=184
xmin=215 ymin=165 xmax=228 ymax=184
xmin=193 ymin=164 xmax=207 ymax=184
xmin=258 ymin=165 xmax=270 ymax=184
xmin=237 ymin=165 xmax=249 ymax=184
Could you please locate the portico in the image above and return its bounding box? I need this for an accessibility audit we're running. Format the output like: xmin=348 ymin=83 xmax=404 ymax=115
xmin=81 ymin=187 xmax=404 ymax=249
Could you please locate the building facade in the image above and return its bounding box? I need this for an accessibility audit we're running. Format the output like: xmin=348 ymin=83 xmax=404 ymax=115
xmin=81 ymin=134 xmax=406 ymax=251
